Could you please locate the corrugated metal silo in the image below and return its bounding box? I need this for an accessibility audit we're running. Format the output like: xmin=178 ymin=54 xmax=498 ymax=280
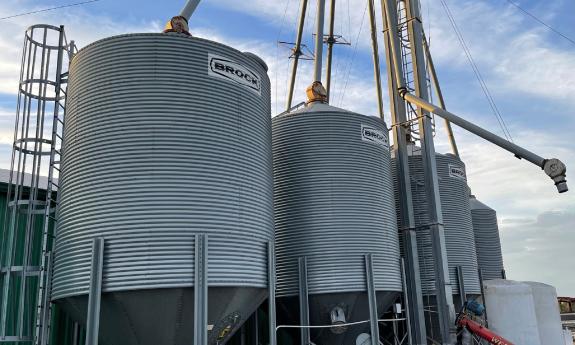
xmin=469 ymin=195 xmax=505 ymax=281
xmin=52 ymin=33 xmax=273 ymax=345
xmin=392 ymin=146 xmax=480 ymax=300
xmin=273 ymin=103 xmax=402 ymax=344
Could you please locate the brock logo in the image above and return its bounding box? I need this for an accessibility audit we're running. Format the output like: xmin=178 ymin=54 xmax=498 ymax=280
xmin=361 ymin=124 xmax=389 ymax=149
xmin=208 ymin=54 xmax=261 ymax=95
xmin=448 ymin=164 xmax=466 ymax=180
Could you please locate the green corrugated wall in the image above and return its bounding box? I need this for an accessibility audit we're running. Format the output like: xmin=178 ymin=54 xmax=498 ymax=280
xmin=0 ymin=183 xmax=83 ymax=344
xmin=0 ymin=181 xmax=274 ymax=345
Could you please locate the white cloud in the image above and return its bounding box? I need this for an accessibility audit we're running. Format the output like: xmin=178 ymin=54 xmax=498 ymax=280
xmin=0 ymin=107 xmax=15 ymax=145
xmin=424 ymin=0 xmax=575 ymax=107
xmin=0 ymin=0 xmax=160 ymax=95
xmin=500 ymin=209 xmax=575 ymax=296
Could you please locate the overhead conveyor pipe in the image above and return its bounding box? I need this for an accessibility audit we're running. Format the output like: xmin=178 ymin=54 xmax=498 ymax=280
xmin=305 ymin=0 xmax=329 ymax=104
xmin=179 ymin=0 xmax=201 ymax=20
xmin=381 ymin=0 xmax=567 ymax=194
xmin=313 ymin=0 xmax=327 ymax=83
xmin=400 ymin=91 xmax=568 ymax=193
xmin=164 ymin=0 xmax=202 ymax=34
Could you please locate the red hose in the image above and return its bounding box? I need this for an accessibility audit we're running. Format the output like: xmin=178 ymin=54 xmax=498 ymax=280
xmin=458 ymin=316 xmax=515 ymax=345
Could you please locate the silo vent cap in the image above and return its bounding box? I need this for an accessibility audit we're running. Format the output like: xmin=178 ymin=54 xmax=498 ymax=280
xmin=306 ymin=81 xmax=328 ymax=105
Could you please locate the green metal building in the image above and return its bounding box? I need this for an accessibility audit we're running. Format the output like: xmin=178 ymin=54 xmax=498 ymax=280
xmin=0 ymin=169 xmax=83 ymax=345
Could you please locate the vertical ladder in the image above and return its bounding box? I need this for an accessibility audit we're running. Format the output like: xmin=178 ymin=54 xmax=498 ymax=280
xmin=35 ymin=35 xmax=74 ymax=345
xmin=397 ymin=0 xmax=435 ymax=141
xmin=0 ymin=24 xmax=72 ymax=345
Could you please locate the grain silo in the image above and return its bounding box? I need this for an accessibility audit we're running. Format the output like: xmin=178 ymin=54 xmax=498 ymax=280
xmin=273 ymin=102 xmax=402 ymax=344
xmin=469 ymin=195 xmax=505 ymax=281
xmin=52 ymin=33 xmax=273 ymax=345
xmin=392 ymin=145 xmax=480 ymax=305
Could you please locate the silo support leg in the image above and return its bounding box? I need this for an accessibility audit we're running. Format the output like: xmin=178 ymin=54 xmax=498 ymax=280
xmin=478 ymin=269 xmax=489 ymax=327
xmin=365 ymin=254 xmax=380 ymax=345
xmin=252 ymin=310 xmax=259 ymax=345
xmin=456 ymin=266 xmax=467 ymax=307
xmin=267 ymin=242 xmax=277 ymax=345
xmin=73 ymin=322 xmax=80 ymax=345
xmin=86 ymin=238 xmax=105 ymax=345
xmin=298 ymin=257 xmax=310 ymax=345
xmin=194 ymin=234 xmax=208 ymax=345
xmin=400 ymin=259 xmax=413 ymax=345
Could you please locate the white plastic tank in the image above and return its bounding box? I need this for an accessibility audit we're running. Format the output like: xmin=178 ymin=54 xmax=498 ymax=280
xmin=564 ymin=329 xmax=573 ymax=345
xmin=525 ymin=282 xmax=564 ymax=345
xmin=483 ymin=279 xmax=541 ymax=345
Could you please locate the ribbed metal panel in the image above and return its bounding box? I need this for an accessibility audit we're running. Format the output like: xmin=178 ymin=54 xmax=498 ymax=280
xmin=52 ymin=33 xmax=273 ymax=300
xmin=392 ymin=148 xmax=480 ymax=295
xmin=273 ymin=104 xmax=402 ymax=297
xmin=470 ymin=196 xmax=504 ymax=281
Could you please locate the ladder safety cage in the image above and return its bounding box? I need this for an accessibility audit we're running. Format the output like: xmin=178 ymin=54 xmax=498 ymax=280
xmin=0 ymin=24 xmax=73 ymax=345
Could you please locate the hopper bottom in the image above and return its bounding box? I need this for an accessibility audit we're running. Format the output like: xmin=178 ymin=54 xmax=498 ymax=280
xmin=276 ymin=291 xmax=400 ymax=345
xmin=54 ymin=287 xmax=267 ymax=345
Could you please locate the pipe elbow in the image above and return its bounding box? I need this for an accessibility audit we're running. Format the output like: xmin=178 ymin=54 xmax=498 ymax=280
xmin=543 ymin=158 xmax=568 ymax=193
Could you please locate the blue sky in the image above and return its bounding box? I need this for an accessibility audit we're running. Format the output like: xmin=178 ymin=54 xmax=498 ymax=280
xmin=0 ymin=0 xmax=573 ymax=295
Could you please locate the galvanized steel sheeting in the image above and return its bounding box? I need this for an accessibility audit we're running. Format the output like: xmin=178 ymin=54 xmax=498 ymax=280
xmin=470 ymin=196 xmax=504 ymax=281
xmin=273 ymin=105 xmax=402 ymax=297
xmin=52 ymin=33 xmax=273 ymax=300
xmin=393 ymin=151 xmax=480 ymax=295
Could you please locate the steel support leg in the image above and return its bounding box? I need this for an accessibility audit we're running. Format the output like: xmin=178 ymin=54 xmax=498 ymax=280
xmin=406 ymin=0 xmax=456 ymax=341
xmin=268 ymin=242 xmax=277 ymax=345
xmin=384 ymin=0 xmax=456 ymax=341
xmin=286 ymin=0 xmax=309 ymax=110
xmin=72 ymin=322 xmax=80 ymax=345
xmin=422 ymin=37 xmax=459 ymax=158
xmin=456 ymin=266 xmax=467 ymax=308
xmin=85 ymin=238 xmax=104 ymax=345
xmin=400 ymin=259 xmax=413 ymax=345
xmin=240 ymin=323 xmax=246 ymax=345
xmin=478 ymin=269 xmax=488 ymax=328
xmin=325 ymin=0 xmax=336 ymax=100
xmin=252 ymin=309 xmax=259 ymax=345
xmin=380 ymin=0 xmax=427 ymax=342
xmin=298 ymin=257 xmax=310 ymax=345
xmin=194 ymin=234 xmax=208 ymax=345
xmin=401 ymin=231 xmax=427 ymax=345
xmin=365 ymin=254 xmax=380 ymax=345
xmin=245 ymin=309 xmax=259 ymax=345
xmin=368 ymin=0 xmax=385 ymax=118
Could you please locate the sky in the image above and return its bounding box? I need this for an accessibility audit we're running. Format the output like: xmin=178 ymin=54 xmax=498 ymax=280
xmin=0 ymin=0 xmax=573 ymax=295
